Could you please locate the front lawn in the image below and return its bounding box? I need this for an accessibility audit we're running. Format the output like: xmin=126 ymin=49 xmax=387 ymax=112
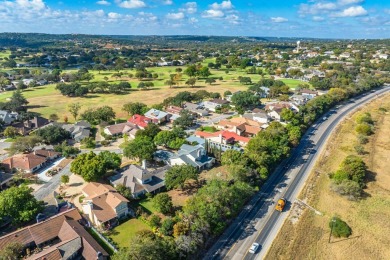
xmin=108 ymin=218 xmax=151 ymax=248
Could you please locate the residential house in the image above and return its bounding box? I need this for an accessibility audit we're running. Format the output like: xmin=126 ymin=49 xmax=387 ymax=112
xmin=165 ymin=106 xmax=183 ymax=122
xmin=109 ymin=162 xmax=170 ymax=198
xmin=0 ymin=208 xmax=109 ymax=260
xmin=168 ymin=140 xmax=215 ymax=170
xmin=298 ymin=88 xmax=318 ymax=99
xmin=202 ymin=99 xmax=230 ymax=112
xmin=144 ymin=109 xmax=169 ymax=124
xmin=82 ymin=183 xmax=129 ymax=228
xmin=1 ymin=149 xmax=60 ymax=174
xmin=104 ymin=122 xmax=139 ymax=138
xmin=217 ymin=117 xmax=263 ymax=137
xmin=62 ymin=120 xmax=91 ymax=142
xmin=290 ymin=94 xmax=308 ymax=106
xmin=13 ymin=116 xmax=50 ymax=135
xmin=243 ymin=108 xmax=270 ymax=124
xmin=183 ymin=102 xmax=209 ymax=117
xmin=128 ymin=114 xmax=152 ymax=129
xmin=195 ymin=130 xmax=250 ymax=149
xmin=0 ymin=110 xmax=18 ymax=125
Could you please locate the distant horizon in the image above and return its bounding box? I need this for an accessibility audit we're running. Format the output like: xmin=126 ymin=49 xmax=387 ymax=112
xmin=0 ymin=0 xmax=389 ymax=39
xmin=0 ymin=32 xmax=389 ymax=41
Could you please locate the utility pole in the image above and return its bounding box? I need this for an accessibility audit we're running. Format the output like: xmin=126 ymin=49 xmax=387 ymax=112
xmin=329 ymin=217 xmax=336 ymax=243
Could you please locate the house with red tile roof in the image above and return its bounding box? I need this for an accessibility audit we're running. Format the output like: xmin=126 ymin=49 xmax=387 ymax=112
xmin=128 ymin=114 xmax=152 ymax=129
xmin=0 ymin=208 xmax=109 ymax=260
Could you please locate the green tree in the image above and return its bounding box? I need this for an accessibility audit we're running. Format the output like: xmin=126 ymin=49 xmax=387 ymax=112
xmin=116 ymin=184 xmax=133 ymax=200
xmin=68 ymin=103 xmax=81 ymax=121
xmin=49 ymin=113 xmax=59 ymax=122
xmin=9 ymin=135 xmax=42 ymax=155
xmin=34 ymin=125 xmax=71 ymax=144
xmin=112 ymin=230 xmax=178 ymax=260
xmin=70 ymin=151 xmax=120 ymax=182
xmin=165 ymin=80 xmax=176 ymax=88
xmin=3 ymin=126 xmax=19 ymax=138
xmin=122 ymin=102 xmax=148 ymax=116
xmin=221 ymin=150 xmax=248 ymax=166
xmin=205 ymin=78 xmax=216 ymax=85
xmin=0 ymin=186 xmax=44 ymax=226
xmin=123 ymin=136 xmax=156 ymax=162
xmin=148 ymin=214 xmax=161 ymax=228
xmin=61 ymin=175 xmax=70 ymax=186
xmin=165 ymin=165 xmax=198 ymax=190
xmin=152 ymin=193 xmax=174 ymax=214
xmin=231 ymin=91 xmax=260 ymax=113
xmin=185 ymin=78 xmax=196 ymax=87
xmin=330 ymin=217 xmax=352 ymax=238
xmin=136 ymin=123 xmax=161 ymax=139
xmin=160 ymin=217 xmax=175 ymax=236
xmin=7 ymin=90 xmax=28 ymax=112
xmin=173 ymin=109 xmax=195 ymax=129
xmin=355 ymin=123 xmax=373 ymax=136
xmin=0 ymin=242 xmax=24 ymax=260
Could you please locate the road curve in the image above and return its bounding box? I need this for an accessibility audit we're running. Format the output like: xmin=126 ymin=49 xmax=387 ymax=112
xmin=204 ymin=86 xmax=390 ymax=260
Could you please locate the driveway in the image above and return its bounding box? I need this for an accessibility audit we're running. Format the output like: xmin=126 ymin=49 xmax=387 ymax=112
xmin=34 ymin=162 xmax=72 ymax=201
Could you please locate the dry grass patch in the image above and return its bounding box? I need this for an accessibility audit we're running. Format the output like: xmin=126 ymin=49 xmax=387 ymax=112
xmin=266 ymin=94 xmax=390 ymax=260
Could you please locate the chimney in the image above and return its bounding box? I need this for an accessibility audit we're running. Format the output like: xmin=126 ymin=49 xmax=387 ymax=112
xmin=141 ymin=160 xmax=147 ymax=170
xmin=123 ymin=176 xmax=128 ymax=186
xmin=219 ymin=133 xmax=223 ymax=143
xmin=87 ymin=201 xmax=93 ymax=210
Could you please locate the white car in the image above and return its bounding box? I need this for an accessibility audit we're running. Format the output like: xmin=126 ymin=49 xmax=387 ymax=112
xmin=249 ymin=243 xmax=260 ymax=254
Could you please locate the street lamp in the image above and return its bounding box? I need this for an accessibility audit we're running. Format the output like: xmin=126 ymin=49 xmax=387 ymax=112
xmin=329 ymin=217 xmax=336 ymax=243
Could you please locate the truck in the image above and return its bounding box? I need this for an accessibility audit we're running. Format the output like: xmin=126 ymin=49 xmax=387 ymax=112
xmin=275 ymin=198 xmax=287 ymax=212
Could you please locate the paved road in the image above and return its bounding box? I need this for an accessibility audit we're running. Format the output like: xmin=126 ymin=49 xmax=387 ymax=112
xmin=204 ymin=86 xmax=390 ymax=260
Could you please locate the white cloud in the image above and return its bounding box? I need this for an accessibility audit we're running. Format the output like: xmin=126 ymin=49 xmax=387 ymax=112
xmin=116 ymin=0 xmax=146 ymax=9
xmin=210 ymin=0 xmax=233 ymax=10
xmin=108 ymin=12 xmax=121 ymax=19
xmin=338 ymin=0 xmax=364 ymax=5
xmin=10 ymin=0 xmax=46 ymax=11
xmin=180 ymin=2 xmax=197 ymax=14
xmin=188 ymin=17 xmax=198 ymax=23
xmin=299 ymin=2 xmax=338 ymax=16
xmin=226 ymin=14 xmax=239 ymax=24
xmin=162 ymin=0 xmax=173 ymax=5
xmin=96 ymin=0 xmax=111 ymax=5
xmin=312 ymin=16 xmax=325 ymax=21
xmin=332 ymin=6 xmax=367 ymax=17
xmin=166 ymin=12 xmax=185 ymax=20
xmin=271 ymin=17 xmax=288 ymax=23
xmin=202 ymin=9 xmax=224 ymax=18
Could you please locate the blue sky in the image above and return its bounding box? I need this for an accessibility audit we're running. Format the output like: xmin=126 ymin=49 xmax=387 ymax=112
xmin=0 ymin=0 xmax=389 ymax=38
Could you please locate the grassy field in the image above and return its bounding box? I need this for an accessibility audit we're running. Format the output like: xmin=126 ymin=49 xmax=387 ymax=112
xmin=266 ymin=93 xmax=390 ymax=260
xmin=108 ymin=218 xmax=151 ymax=249
xmin=0 ymin=50 xmax=11 ymax=59
xmin=0 ymin=62 xmax=307 ymax=121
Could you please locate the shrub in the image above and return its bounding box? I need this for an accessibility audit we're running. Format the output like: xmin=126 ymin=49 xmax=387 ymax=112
xmin=357 ymin=134 xmax=369 ymax=144
xmin=355 ymin=123 xmax=373 ymax=136
xmin=148 ymin=214 xmax=161 ymax=228
xmin=356 ymin=112 xmax=373 ymax=125
xmin=354 ymin=144 xmax=365 ymax=155
xmin=331 ymin=179 xmax=362 ymax=200
xmin=330 ymin=216 xmax=352 ymax=238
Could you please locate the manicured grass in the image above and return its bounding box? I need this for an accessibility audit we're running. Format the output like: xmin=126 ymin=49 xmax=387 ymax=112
xmin=131 ymin=197 xmax=158 ymax=215
xmin=0 ymin=50 xmax=11 ymax=59
xmin=199 ymin=126 xmax=218 ymax=133
xmin=280 ymin=78 xmax=310 ymax=89
xmin=108 ymin=218 xmax=151 ymax=248
xmin=0 ymin=64 xmax=307 ymax=121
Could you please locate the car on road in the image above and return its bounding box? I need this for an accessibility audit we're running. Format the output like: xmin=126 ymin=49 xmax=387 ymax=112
xmin=322 ymin=116 xmax=327 ymax=120
xmin=275 ymin=198 xmax=287 ymax=212
xmin=249 ymin=243 xmax=260 ymax=254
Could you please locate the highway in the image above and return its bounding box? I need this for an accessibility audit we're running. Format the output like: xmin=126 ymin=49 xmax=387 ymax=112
xmin=204 ymin=85 xmax=390 ymax=260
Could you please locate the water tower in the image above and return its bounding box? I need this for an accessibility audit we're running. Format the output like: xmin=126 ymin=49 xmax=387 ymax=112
xmin=296 ymin=40 xmax=301 ymax=50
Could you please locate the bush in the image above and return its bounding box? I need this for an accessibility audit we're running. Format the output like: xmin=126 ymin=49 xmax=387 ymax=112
xmin=330 ymin=216 xmax=352 ymax=238
xmin=354 ymin=144 xmax=365 ymax=155
xmin=355 ymin=123 xmax=373 ymax=136
xmin=356 ymin=112 xmax=373 ymax=125
xmin=331 ymin=179 xmax=362 ymax=200
xmin=357 ymin=134 xmax=368 ymax=144
xmin=148 ymin=214 xmax=161 ymax=228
